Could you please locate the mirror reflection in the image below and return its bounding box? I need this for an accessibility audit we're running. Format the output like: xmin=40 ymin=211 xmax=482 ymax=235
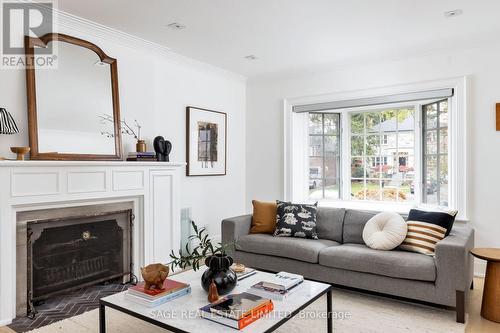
xmin=34 ymin=41 xmax=116 ymax=155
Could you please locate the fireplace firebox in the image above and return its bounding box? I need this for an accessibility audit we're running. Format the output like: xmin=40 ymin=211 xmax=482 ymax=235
xmin=26 ymin=210 xmax=133 ymax=317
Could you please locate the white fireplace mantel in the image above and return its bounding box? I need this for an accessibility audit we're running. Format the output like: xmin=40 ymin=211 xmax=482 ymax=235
xmin=0 ymin=160 xmax=185 ymax=325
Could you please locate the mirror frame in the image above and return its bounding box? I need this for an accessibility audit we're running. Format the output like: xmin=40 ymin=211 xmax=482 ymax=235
xmin=25 ymin=33 xmax=123 ymax=160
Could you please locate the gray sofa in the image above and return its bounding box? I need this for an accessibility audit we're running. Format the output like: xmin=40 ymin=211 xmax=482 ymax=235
xmin=221 ymin=208 xmax=474 ymax=323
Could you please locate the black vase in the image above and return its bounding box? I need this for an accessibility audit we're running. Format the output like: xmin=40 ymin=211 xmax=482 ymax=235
xmin=201 ymin=255 xmax=237 ymax=295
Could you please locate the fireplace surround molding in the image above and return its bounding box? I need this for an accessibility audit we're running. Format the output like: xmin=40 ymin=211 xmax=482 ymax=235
xmin=0 ymin=160 xmax=185 ymax=325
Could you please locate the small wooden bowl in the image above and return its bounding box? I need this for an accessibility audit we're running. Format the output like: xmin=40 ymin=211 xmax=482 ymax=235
xmin=10 ymin=147 xmax=30 ymax=160
xmin=231 ymin=263 xmax=246 ymax=273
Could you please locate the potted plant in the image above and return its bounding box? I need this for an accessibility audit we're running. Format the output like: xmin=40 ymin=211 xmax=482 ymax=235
xmin=169 ymin=221 xmax=237 ymax=295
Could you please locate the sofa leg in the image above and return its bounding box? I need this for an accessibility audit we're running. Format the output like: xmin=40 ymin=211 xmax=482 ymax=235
xmin=456 ymin=290 xmax=465 ymax=323
xmin=470 ymin=281 xmax=474 ymax=290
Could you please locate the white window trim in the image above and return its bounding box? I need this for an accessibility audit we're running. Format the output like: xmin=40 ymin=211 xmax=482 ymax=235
xmin=283 ymin=77 xmax=468 ymax=221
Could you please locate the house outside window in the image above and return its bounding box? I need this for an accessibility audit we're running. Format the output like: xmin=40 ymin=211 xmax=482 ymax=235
xmin=350 ymin=107 xmax=415 ymax=202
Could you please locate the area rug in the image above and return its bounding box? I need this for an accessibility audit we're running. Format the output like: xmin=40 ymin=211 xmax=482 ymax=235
xmin=26 ymin=288 xmax=465 ymax=333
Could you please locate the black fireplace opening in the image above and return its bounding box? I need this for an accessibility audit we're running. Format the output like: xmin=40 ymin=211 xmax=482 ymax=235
xmin=26 ymin=210 xmax=133 ymax=316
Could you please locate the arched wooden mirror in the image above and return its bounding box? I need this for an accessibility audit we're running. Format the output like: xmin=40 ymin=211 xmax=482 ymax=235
xmin=25 ymin=33 xmax=122 ymax=160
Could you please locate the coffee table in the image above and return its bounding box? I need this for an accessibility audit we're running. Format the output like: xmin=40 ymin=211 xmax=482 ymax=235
xmin=99 ymin=268 xmax=332 ymax=333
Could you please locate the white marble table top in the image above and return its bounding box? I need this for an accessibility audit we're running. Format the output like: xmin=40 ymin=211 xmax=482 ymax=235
xmin=101 ymin=268 xmax=331 ymax=333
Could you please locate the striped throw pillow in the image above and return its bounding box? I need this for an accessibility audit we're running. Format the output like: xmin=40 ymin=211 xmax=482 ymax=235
xmin=400 ymin=221 xmax=446 ymax=255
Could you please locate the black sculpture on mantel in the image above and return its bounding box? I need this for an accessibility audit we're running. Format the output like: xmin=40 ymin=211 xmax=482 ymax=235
xmin=153 ymin=136 xmax=172 ymax=162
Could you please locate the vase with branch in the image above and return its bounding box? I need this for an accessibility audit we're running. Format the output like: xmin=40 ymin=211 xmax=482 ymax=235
xmin=168 ymin=220 xmax=237 ymax=295
xmin=100 ymin=114 xmax=146 ymax=152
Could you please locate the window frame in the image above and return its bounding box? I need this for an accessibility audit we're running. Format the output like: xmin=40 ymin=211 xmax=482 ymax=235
xmin=284 ymin=77 xmax=468 ymax=221
xmin=340 ymin=101 xmax=423 ymax=203
xmin=308 ymin=112 xmax=342 ymax=200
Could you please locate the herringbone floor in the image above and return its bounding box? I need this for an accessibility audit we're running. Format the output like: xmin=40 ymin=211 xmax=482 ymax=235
xmin=8 ymin=282 xmax=129 ymax=333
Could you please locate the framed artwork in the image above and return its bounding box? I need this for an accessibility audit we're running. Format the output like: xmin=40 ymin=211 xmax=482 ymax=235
xmin=186 ymin=106 xmax=227 ymax=176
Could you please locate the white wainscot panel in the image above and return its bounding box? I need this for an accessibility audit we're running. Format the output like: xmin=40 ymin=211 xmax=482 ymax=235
xmin=151 ymin=172 xmax=173 ymax=263
xmin=67 ymin=171 xmax=107 ymax=193
xmin=11 ymin=172 xmax=60 ymax=197
xmin=113 ymin=170 xmax=144 ymax=191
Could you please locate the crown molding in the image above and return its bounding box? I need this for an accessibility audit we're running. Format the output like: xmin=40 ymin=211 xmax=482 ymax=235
xmin=29 ymin=2 xmax=246 ymax=82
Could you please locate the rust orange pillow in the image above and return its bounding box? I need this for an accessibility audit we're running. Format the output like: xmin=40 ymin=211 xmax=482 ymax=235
xmin=250 ymin=200 xmax=277 ymax=234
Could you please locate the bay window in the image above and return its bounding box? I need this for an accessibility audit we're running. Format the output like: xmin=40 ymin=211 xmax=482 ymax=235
xmin=285 ymin=79 xmax=467 ymax=218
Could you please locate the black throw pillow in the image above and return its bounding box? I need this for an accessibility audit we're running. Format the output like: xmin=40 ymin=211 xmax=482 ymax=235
xmin=273 ymin=200 xmax=318 ymax=239
xmin=407 ymin=209 xmax=457 ymax=236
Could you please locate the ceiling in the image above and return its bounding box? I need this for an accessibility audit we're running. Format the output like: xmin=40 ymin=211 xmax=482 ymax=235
xmin=57 ymin=0 xmax=500 ymax=78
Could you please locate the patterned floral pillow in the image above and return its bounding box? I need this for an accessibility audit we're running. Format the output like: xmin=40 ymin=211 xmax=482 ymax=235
xmin=273 ymin=201 xmax=318 ymax=239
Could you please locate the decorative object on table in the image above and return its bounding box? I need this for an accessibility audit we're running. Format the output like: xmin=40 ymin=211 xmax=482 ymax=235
xmin=261 ymin=271 xmax=304 ymax=291
xmin=247 ymin=281 xmax=301 ymax=301
xmin=0 ymin=108 xmax=20 ymax=160
xmin=274 ymin=200 xmax=319 ymax=239
xmin=186 ymin=106 xmax=227 ymax=176
xmin=400 ymin=209 xmax=457 ymax=255
xmin=10 ymin=147 xmax=31 ymax=160
xmin=140 ymin=263 xmax=170 ymax=290
xmin=169 ymin=220 xmax=237 ymax=295
xmin=231 ymin=263 xmax=246 ymax=273
xmin=125 ymin=279 xmax=191 ymax=307
xmin=199 ymin=292 xmax=273 ymax=330
xmin=201 ymin=255 xmax=237 ymax=295
xmin=362 ymin=211 xmax=407 ymax=250
xmin=233 ymin=266 xmax=257 ymax=281
xmin=100 ymin=114 xmax=144 ymax=152
xmin=153 ymin=136 xmax=172 ymax=161
xmin=250 ymin=200 xmax=277 ymax=234
xmin=247 ymin=272 xmax=304 ymax=301
xmin=208 ymin=280 xmax=220 ymax=302
xmin=470 ymin=248 xmax=500 ymax=323
xmin=126 ymin=151 xmax=157 ymax=161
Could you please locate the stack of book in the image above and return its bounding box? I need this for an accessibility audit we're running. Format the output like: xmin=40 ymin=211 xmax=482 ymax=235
xmin=126 ymin=152 xmax=157 ymax=161
xmin=247 ymin=271 xmax=304 ymax=301
xmin=200 ymin=292 xmax=273 ymax=330
xmin=125 ymin=279 xmax=191 ymax=307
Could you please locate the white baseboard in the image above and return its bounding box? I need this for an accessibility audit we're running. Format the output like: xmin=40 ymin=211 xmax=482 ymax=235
xmin=474 ymin=261 xmax=486 ymax=278
xmin=0 ymin=318 xmax=12 ymax=326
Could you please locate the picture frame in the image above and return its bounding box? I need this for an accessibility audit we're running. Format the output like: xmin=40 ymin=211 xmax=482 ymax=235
xmin=186 ymin=106 xmax=227 ymax=176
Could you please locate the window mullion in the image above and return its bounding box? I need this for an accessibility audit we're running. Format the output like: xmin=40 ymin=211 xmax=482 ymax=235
xmin=322 ymin=114 xmax=326 ymax=199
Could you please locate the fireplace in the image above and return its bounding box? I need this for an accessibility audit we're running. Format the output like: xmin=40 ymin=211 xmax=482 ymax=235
xmin=24 ymin=209 xmax=133 ymax=317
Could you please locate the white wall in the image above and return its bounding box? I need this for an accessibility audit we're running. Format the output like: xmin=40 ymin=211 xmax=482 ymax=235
xmin=0 ymin=14 xmax=246 ymax=238
xmin=246 ymin=42 xmax=500 ymax=275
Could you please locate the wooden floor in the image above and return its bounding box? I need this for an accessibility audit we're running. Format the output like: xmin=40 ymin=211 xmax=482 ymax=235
xmin=0 ymin=277 xmax=498 ymax=333
xmin=465 ymin=277 xmax=500 ymax=333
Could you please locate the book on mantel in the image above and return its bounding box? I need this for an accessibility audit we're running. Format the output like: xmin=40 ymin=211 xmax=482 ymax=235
xmin=200 ymin=292 xmax=273 ymax=330
xmin=125 ymin=279 xmax=190 ymax=307
xmin=126 ymin=151 xmax=157 ymax=161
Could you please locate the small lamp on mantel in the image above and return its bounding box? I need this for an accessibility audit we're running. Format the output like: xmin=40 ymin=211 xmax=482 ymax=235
xmin=0 ymin=108 xmax=29 ymax=160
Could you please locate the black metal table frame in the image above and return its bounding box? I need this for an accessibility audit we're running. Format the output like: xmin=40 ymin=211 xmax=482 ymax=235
xmin=99 ymin=286 xmax=333 ymax=333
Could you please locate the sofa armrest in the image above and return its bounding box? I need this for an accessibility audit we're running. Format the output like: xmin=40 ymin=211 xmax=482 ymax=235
xmin=221 ymin=214 xmax=252 ymax=254
xmin=435 ymin=227 xmax=474 ymax=292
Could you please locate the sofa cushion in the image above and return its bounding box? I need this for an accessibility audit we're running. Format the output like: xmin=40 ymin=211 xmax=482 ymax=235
xmin=316 ymin=207 xmax=345 ymax=243
xmin=237 ymin=234 xmax=339 ymax=263
xmin=343 ymin=210 xmax=377 ymax=244
xmin=362 ymin=212 xmax=407 ymax=250
xmin=319 ymin=243 xmax=436 ymax=282
xmin=250 ymin=200 xmax=277 ymax=234
xmin=274 ymin=201 xmax=318 ymax=239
